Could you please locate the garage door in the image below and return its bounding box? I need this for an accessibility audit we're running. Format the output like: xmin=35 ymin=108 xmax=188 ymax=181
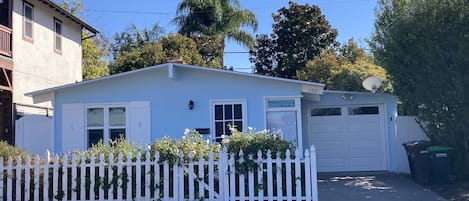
xmin=309 ymin=105 xmax=387 ymax=172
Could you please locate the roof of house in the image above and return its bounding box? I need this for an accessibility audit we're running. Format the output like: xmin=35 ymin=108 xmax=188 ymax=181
xmin=26 ymin=63 xmax=325 ymax=97
xmin=37 ymin=0 xmax=97 ymax=33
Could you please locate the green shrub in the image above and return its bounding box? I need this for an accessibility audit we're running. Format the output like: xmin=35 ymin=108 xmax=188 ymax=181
xmin=0 ymin=141 xmax=34 ymax=165
xmin=222 ymin=128 xmax=295 ymax=173
xmin=150 ymin=129 xmax=221 ymax=164
xmin=223 ymin=128 xmax=295 ymax=158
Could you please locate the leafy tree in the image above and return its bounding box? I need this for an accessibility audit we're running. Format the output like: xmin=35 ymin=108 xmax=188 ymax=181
xmin=58 ymin=0 xmax=109 ymax=80
xmin=109 ymin=25 xmax=213 ymax=74
xmin=250 ymin=2 xmax=338 ymax=78
xmin=174 ymin=0 xmax=258 ymax=65
xmin=369 ymin=0 xmax=469 ymax=176
xmin=82 ymin=33 xmax=109 ymax=80
xmin=297 ymin=39 xmax=390 ymax=91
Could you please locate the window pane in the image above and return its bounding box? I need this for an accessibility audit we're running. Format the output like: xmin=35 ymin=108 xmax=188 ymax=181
xmin=24 ymin=22 xmax=32 ymax=38
xmin=55 ymin=36 xmax=61 ymax=50
xmin=88 ymin=129 xmax=103 ymax=148
xmin=110 ymin=129 xmax=125 ymax=141
xmin=215 ymin=122 xmax=223 ymax=142
xmin=311 ymin=108 xmax=341 ymax=116
xmin=109 ymin=107 xmax=126 ymax=126
xmin=267 ymin=100 xmax=295 ymax=108
xmin=224 ymin=121 xmax=232 ymax=135
xmin=224 ymin=105 xmax=232 ymax=120
xmin=348 ymin=106 xmax=379 ymax=115
xmin=234 ymin=121 xmax=242 ymax=132
xmin=215 ymin=105 xmax=223 ymax=120
xmin=87 ymin=108 xmax=104 ymax=127
xmin=55 ymin=22 xmax=61 ymax=34
xmin=234 ymin=104 xmax=242 ymax=119
xmin=267 ymin=111 xmax=297 ymax=143
xmin=24 ymin=5 xmax=32 ymax=20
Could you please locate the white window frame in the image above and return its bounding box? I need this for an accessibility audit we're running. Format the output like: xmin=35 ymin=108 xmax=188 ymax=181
xmin=264 ymin=96 xmax=303 ymax=152
xmin=85 ymin=103 xmax=129 ymax=147
xmin=54 ymin=18 xmax=62 ymax=53
xmin=23 ymin=2 xmax=33 ymax=42
xmin=210 ymin=99 xmax=247 ymax=142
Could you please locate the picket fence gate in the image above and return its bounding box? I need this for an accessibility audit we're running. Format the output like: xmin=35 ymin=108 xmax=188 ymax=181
xmin=0 ymin=146 xmax=318 ymax=201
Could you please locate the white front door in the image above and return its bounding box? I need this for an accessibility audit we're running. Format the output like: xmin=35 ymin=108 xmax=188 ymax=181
xmin=309 ymin=105 xmax=387 ymax=172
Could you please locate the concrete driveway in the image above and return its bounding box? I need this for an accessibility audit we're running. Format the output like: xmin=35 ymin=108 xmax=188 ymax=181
xmin=318 ymin=172 xmax=447 ymax=201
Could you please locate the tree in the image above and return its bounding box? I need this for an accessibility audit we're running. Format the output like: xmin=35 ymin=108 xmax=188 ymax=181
xmin=297 ymin=39 xmax=391 ymax=91
xmin=109 ymin=25 xmax=211 ymax=74
xmin=82 ymin=33 xmax=110 ymax=80
xmin=250 ymin=2 xmax=338 ymax=78
xmin=369 ymin=0 xmax=469 ymax=176
xmin=174 ymin=0 xmax=258 ymax=65
xmin=58 ymin=0 xmax=109 ymax=80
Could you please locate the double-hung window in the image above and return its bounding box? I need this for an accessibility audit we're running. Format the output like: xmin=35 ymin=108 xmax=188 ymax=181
xmin=54 ymin=18 xmax=62 ymax=53
xmin=211 ymin=100 xmax=247 ymax=142
xmin=265 ymin=98 xmax=301 ymax=149
xmin=86 ymin=105 xmax=127 ymax=147
xmin=23 ymin=2 xmax=33 ymax=41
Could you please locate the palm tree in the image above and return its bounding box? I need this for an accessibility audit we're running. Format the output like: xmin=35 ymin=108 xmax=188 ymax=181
xmin=173 ymin=0 xmax=258 ymax=65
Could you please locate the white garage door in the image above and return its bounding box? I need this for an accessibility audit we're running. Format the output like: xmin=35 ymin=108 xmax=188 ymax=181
xmin=309 ymin=105 xmax=387 ymax=172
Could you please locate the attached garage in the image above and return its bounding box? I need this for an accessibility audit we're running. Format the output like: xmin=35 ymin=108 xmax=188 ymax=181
xmin=303 ymin=91 xmax=397 ymax=172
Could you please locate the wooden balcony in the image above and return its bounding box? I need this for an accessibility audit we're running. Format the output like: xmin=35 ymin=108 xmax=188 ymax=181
xmin=0 ymin=24 xmax=12 ymax=57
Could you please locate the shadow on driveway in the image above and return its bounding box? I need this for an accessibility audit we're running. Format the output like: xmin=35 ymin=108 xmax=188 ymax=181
xmin=318 ymin=172 xmax=447 ymax=201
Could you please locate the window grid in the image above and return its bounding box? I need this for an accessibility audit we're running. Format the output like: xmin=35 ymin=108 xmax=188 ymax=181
xmin=23 ymin=2 xmax=33 ymax=41
xmin=214 ymin=103 xmax=243 ymax=142
xmin=86 ymin=106 xmax=127 ymax=148
xmin=54 ymin=19 xmax=62 ymax=53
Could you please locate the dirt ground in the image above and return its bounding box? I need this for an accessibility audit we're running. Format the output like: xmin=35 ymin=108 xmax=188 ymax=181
xmin=427 ymin=181 xmax=469 ymax=201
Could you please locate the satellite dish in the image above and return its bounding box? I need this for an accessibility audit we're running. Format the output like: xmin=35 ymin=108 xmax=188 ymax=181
xmin=362 ymin=76 xmax=382 ymax=93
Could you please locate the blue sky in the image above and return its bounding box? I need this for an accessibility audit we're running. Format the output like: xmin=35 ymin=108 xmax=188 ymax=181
xmin=79 ymin=0 xmax=377 ymax=72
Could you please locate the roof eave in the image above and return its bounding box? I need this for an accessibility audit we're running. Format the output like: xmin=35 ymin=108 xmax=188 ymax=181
xmin=37 ymin=0 xmax=98 ymax=34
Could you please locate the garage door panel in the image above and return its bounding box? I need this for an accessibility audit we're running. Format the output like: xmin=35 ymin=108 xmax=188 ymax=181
xmin=317 ymin=158 xmax=346 ymax=171
xmin=309 ymin=105 xmax=387 ymax=172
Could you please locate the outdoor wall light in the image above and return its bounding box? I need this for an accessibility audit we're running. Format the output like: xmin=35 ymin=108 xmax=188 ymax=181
xmin=341 ymin=94 xmax=353 ymax=100
xmin=189 ymin=100 xmax=194 ymax=110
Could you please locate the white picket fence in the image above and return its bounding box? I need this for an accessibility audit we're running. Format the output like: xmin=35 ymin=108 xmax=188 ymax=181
xmin=0 ymin=146 xmax=318 ymax=201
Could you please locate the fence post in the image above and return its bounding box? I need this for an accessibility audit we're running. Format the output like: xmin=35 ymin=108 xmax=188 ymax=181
xmin=310 ymin=145 xmax=318 ymax=201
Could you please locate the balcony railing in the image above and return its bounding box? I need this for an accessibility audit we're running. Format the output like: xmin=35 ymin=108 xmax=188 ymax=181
xmin=0 ymin=24 xmax=12 ymax=57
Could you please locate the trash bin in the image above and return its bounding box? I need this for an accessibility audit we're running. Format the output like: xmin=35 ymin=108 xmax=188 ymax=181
xmin=402 ymin=141 xmax=432 ymax=184
xmin=426 ymin=146 xmax=453 ymax=184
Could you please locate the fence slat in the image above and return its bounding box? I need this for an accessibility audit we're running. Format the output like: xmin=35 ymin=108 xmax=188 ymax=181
xmin=162 ymin=161 xmax=169 ymax=200
xmin=16 ymin=157 xmax=22 ymax=201
xmin=311 ymin=145 xmax=319 ymax=201
xmin=208 ymin=151 xmax=215 ymax=201
xmin=25 ymin=156 xmax=31 ymax=201
xmin=52 ymin=155 xmax=59 ymax=201
xmin=285 ymin=150 xmax=292 ymax=201
xmin=80 ymin=155 xmax=87 ymax=201
xmin=126 ymin=153 xmax=132 ymax=201
xmin=154 ymin=153 xmax=160 ymax=200
xmin=266 ymin=151 xmax=273 ymax=201
xmin=90 ymin=154 xmax=96 ymax=201
xmin=257 ymin=150 xmax=264 ymax=201
xmin=117 ymin=154 xmax=123 ymax=200
xmin=304 ymin=149 xmax=312 ymax=201
xmin=188 ymin=153 xmax=195 ymax=200
xmin=33 ymin=156 xmax=40 ymax=201
xmin=44 ymin=158 xmax=50 ymax=201
xmin=6 ymin=157 xmax=12 ymax=201
xmin=229 ymin=153 xmax=236 ymax=201
xmin=144 ymin=152 xmax=151 ymax=199
xmin=98 ymin=154 xmax=105 ymax=201
xmin=135 ymin=153 xmax=141 ymax=199
xmin=248 ymin=154 xmax=254 ymax=201
xmin=197 ymin=155 xmax=204 ymax=200
xmin=294 ymin=149 xmax=302 ymax=201
xmin=275 ymin=153 xmax=282 ymax=200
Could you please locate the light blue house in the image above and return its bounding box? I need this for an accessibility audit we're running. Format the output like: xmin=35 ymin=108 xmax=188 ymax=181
xmin=28 ymin=63 xmax=399 ymax=172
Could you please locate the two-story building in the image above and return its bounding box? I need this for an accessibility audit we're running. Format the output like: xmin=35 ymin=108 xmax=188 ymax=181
xmin=0 ymin=0 xmax=97 ymax=144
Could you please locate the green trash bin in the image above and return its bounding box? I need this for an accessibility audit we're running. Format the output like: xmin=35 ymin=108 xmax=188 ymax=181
xmin=426 ymin=146 xmax=453 ymax=184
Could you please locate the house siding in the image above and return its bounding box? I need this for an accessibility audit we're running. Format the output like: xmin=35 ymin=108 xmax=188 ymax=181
xmin=12 ymin=0 xmax=82 ymax=108
xmin=53 ymin=66 xmax=303 ymax=152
